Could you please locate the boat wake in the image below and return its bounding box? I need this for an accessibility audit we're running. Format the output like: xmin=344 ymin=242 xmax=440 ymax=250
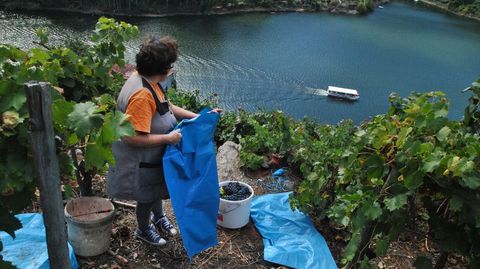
xmin=305 ymin=87 xmax=328 ymax=96
xmin=173 ymin=54 xmax=314 ymax=110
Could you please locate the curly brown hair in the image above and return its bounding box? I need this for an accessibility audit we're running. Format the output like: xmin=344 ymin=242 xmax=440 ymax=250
xmin=136 ymin=36 xmax=178 ymax=77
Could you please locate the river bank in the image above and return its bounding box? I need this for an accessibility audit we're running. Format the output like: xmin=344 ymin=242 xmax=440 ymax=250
xmin=417 ymin=0 xmax=480 ymax=22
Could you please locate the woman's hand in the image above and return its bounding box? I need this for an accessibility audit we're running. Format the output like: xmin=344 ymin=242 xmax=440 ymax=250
xmin=167 ymin=129 xmax=182 ymax=145
xmin=208 ymin=108 xmax=223 ymax=114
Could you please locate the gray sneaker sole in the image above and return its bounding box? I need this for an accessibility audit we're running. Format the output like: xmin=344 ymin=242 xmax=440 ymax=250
xmin=135 ymin=233 xmax=167 ymax=246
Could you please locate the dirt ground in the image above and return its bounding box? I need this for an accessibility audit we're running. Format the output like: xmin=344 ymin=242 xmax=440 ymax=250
xmin=74 ymin=175 xmax=275 ymax=269
xmin=26 ymin=172 xmax=467 ymax=269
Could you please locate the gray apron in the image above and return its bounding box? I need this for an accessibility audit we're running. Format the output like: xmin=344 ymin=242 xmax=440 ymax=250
xmin=107 ymin=73 xmax=177 ymax=203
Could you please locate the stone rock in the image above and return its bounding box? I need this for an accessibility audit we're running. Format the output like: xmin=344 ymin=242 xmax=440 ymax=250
xmin=216 ymin=141 xmax=264 ymax=194
xmin=216 ymin=141 xmax=243 ymax=181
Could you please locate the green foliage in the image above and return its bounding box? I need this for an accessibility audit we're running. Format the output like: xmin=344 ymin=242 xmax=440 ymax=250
xmin=0 ymin=17 xmax=137 ymax=267
xmin=68 ymin=102 xmax=105 ymax=138
xmin=167 ymin=88 xmax=218 ymax=113
xmin=356 ymin=0 xmax=374 ymax=14
xmin=437 ymin=0 xmax=480 ymax=16
xmin=239 ymin=151 xmax=266 ymax=170
xmin=464 ymin=78 xmax=480 ymax=134
xmin=290 ymin=89 xmax=480 ymax=267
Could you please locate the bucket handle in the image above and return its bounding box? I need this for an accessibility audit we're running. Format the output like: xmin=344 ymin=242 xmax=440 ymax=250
xmin=219 ymin=204 xmax=241 ymax=215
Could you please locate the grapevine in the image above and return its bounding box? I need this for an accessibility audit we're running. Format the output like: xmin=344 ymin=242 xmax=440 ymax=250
xmin=0 ymin=17 xmax=137 ymax=268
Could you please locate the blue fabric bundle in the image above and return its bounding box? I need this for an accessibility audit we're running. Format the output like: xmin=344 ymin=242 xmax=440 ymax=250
xmin=163 ymin=109 xmax=220 ymax=259
xmin=0 ymin=213 xmax=78 ymax=269
xmin=250 ymin=192 xmax=338 ymax=269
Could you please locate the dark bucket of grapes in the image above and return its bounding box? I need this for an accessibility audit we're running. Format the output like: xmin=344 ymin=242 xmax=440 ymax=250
xmin=218 ymin=181 xmax=254 ymax=229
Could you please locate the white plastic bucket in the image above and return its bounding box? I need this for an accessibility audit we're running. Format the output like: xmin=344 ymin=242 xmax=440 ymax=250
xmin=64 ymin=197 xmax=115 ymax=257
xmin=217 ymin=181 xmax=254 ymax=229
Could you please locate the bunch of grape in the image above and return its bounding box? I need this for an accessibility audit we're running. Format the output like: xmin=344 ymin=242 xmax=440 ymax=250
xmin=220 ymin=182 xmax=251 ymax=201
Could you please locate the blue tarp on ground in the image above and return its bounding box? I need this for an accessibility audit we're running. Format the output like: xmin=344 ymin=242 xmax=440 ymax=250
xmin=250 ymin=192 xmax=338 ymax=269
xmin=163 ymin=109 xmax=220 ymax=259
xmin=0 ymin=213 xmax=78 ymax=269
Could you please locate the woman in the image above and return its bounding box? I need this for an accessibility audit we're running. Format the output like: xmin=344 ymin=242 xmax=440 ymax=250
xmin=107 ymin=36 xmax=221 ymax=246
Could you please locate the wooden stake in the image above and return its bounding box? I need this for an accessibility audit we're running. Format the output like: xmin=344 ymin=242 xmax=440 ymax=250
xmin=25 ymin=82 xmax=71 ymax=269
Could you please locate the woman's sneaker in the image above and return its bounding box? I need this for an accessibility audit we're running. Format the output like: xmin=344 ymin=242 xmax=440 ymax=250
xmin=135 ymin=224 xmax=167 ymax=246
xmin=152 ymin=215 xmax=177 ymax=236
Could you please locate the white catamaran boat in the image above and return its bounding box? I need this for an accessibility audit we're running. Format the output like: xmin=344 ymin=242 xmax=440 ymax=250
xmin=327 ymin=86 xmax=360 ymax=101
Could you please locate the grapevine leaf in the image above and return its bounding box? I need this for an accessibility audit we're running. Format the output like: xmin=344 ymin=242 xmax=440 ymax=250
xmin=436 ymin=126 xmax=451 ymax=142
xmin=355 ymin=129 xmax=366 ymax=137
xmin=420 ymin=142 xmax=434 ymax=154
xmin=0 ymin=210 xmax=21 ymax=238
xmin=66 ymin=133 xmax=79 ymax=147
xmin=449 ymin=196 xmax=463 ymax=212
xmin=365 ymin=154 xmax=385 ymax=180
xmin=79 ymin=64 xmax=92 ymax=76
xmin=405 ymin=140 xmax=422 ymax=156
xmin=404 ymin=171 xmax=423 ymax=190
xmin=375 ymin=238 xmax=389 ymax=256
xmin=396 ymin=127 xmax=412 ymax=148
xmin=96 ymin=122 xmax=115 ymax=146
xmin=422 ymin=159 xmax=440 ymax=173
xmin=0 ymin=80 xmax=14 ymax=95
xmin=0 ymin=91 xmax=26 ymax=112
xmin=52 ymin=99 xmax=75 ymax=127
xmin=447 ymin=156 xmax=462 ymax=176
xmin=352 ymin=206 xmax=370 ymax=229
xmin=384 ymin=194 xmax=408 ymax=211
xmin=461 ymin=173 xmax=480 ymax=189
xmin=405 ymin=103 xmax=420 ymax=115
xmin=344 ymin=232 xmax=361 ymax=262
xmin=85 ymin=142 xmax=114 ymax=171
xmin=105 ymin=111 xmax=135 ymax=140
xmin=364 ymin=202 xmax=382 ymax=220
xmin=29 ymin=48 xmax=50 ymax=64
xmin=458 ymin=160 xmax=475 ymax=175
xmin=67 ymin=102 xmax=103 ymax=138
xmin=413 ymin=256 xmax=433 ymax=269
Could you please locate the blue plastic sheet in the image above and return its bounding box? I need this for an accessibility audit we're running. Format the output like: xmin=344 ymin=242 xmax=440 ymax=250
xmin=0 ymin=213 xmax=78 ymax=269
xmin=163 ymin=109 xmax=220 ymax=259
xmin=250 ymin=192 xmax=338 ymax=269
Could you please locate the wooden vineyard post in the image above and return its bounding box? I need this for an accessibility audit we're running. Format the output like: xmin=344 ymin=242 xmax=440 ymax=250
xmin=25 ymin=82 xmax=71 ymax=269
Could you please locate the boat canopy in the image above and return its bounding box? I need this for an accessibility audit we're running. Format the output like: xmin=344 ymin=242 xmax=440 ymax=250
xmin=327 ymin=86 xmax=359 ymax=96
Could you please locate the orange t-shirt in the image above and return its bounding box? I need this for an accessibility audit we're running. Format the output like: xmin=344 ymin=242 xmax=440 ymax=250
xmin=125 ymin=81 xmax=166 ymax=134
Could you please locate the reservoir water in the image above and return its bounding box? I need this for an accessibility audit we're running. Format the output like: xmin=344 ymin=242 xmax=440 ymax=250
xmin=1 ymin=1 xmax=480 ymax=123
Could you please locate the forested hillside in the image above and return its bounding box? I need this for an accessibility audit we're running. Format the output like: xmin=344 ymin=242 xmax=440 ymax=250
xmin=425 ymin=0 xmax=480 ymax=18
xmin=0 ymin=0 xmax=384 ymax=15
